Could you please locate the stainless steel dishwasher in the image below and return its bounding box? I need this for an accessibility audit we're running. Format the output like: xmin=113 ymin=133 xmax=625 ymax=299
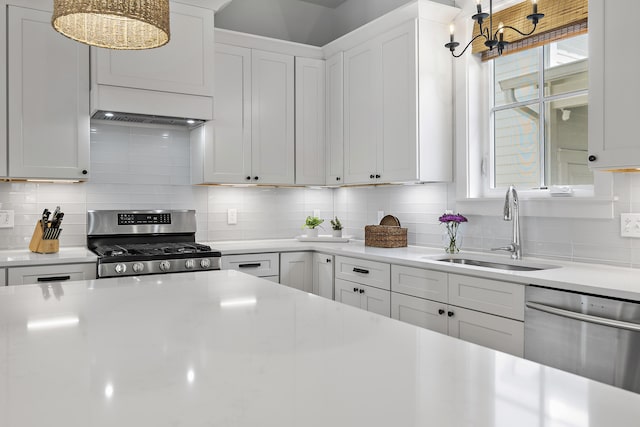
xmin=525 ymin=285 xmax=640 ymax=393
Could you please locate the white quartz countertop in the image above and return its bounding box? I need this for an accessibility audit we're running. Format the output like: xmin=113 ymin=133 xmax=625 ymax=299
xmin=209 ymin=239 xmax=640 ymax=300
xmin=1 ymin=270 xmax=639 ymax=427
xmin=0 ymin=247 xmax=97 ymax=267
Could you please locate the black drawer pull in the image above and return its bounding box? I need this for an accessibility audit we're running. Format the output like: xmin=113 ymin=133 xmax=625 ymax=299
xmin=37 ymin=275 xmax=71 ymax=282
xmin=238 ymin=263 xmax=261 ymax=268
xmin=359 ymin=289 xmax=365 ymax=294
xmin=353 ymin=287 xmax=359 ymax=292
xmin=438 ymin=309 xmax=445 ymax=315
xmin=353 ymin=267 xmax=369 ymax=274
xmin=447 ymin=311 xmax=454 ymax=317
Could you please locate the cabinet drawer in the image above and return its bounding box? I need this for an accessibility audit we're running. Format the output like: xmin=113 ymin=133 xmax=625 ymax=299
xmin=7 ymin=263 xmax=96 ymax=286
xmin=391 ymin=265 xmax=447 ymax=302
xmin=448 ymin=307 xmax=524 ymax=357
xmin=391 ymin=292 xmax=447 ymax=334
xmin=221 ymin=253 xmax=279 ymax=278
xmin=335 ymin=256 xmax=390 ymax=290
xmin=448 ymin=274 xmax=524 ymax=321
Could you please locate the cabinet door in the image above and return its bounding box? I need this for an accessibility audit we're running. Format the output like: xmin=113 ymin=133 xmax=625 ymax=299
xmin=378 ymin=20 xmax=418 ymax=183
xmin=588 ymin=0 xmax=640 ymax=170
xmin=7 ymin=263 xmax=96 ymax=286
xmin=334 ymin=278 xmax=363 ymax=309
xmin=207 ymin=43 xmax=252 ymax=183
xmin=8 ymin=5 xmax=89 ymax=179
xmin=448 ymin=306 xmax=524 ymax=357
xmin=295 ymin=57 xmax=325 ymax=185
xmin=343 ymin=41 xmax=380 ymax=184
xmin=312 ymin=253 xmax=334 ymax=299
xmin=325 ymin=52 xmax=344 ymax=185
xmin=359 ymin=284 xmax=391 ymax=317
xmin=251 ymin=49 xmax=295 ymax=185
xmin=280 ymin=252 xmax=313 ymax=293
xmin=391 ymin=292 xmax=447 ymax=334
xmin=93 ymin=2 xmax=214 ymax=97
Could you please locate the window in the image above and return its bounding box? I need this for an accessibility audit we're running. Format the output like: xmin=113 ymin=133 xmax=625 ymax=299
xmin=490 ymin=34 xmax=590 ymax=190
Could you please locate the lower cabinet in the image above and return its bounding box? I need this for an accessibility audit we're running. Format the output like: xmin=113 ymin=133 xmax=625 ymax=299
xmin=280 ymin=251 xmax=313 ymax=293
xmin=390 ymin=264 xmax=525 ymax=357
xmin=312 ymin=252 xmax=334 ymax=299
xmin=221 ymin=253 xmax=280 ymax=282
xmin=0 ymin=268 xmax=5 ymax=286
xmin=7 ymin=263 xmax=96 ymax=286
xmin=335 ymin=278 xmax=390 ymax=317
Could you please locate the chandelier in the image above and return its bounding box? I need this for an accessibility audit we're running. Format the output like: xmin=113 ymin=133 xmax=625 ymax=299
xmin=445 ymin=0 xmax=544 ymax=57
xmin=52 ymin=0 xmax=171 ymax=50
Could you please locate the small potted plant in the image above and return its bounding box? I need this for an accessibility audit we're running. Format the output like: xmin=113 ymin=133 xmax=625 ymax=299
xmin=330 ymin=216 xmax=343 ymax=238
xmin=302 ymin=216 xmax=324 ymax=237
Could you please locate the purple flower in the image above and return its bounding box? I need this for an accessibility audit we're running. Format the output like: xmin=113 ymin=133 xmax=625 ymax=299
xmin=438 ymin=213 xmax=468 ymax=224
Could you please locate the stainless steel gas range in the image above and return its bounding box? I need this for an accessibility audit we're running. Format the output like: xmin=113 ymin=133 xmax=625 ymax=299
xmin=87 ymin=210 xmax=221 ymax=278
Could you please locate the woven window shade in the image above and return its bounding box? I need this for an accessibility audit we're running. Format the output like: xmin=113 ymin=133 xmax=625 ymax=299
xmin=472 ymin=0 xmax=588 ymax=60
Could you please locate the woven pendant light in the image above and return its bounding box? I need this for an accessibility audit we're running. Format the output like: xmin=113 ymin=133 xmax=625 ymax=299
xmin=52 ymin=0 xmax=170 ymax=50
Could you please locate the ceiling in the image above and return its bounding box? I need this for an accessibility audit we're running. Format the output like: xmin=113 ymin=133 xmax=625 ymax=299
xmin=297 ymin=0 xmax=348 ymax=8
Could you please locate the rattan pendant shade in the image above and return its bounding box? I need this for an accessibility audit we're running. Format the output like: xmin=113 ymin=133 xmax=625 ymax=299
xmin=52 ymin=0 xmax=170 ymax=50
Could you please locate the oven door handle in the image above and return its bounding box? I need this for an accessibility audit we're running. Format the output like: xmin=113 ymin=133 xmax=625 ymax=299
xmin=526 ymin=301 xmax=640 ymax=332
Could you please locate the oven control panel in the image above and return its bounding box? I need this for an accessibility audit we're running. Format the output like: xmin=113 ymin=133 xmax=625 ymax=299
xmin=118 ymin=213 xmax=172 ymax=225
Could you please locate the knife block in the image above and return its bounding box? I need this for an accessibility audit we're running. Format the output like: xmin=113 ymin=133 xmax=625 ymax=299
xmin=29 ymin=223 xmax=60 ymax=254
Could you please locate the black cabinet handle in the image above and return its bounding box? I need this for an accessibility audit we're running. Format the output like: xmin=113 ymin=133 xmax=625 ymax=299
xmin=588 ymin=155 xmax=597 ymax=162
xmin=326 ymin=258 xmax=331 ymax=263
xmin=336 ymin=177 xmax=341 ymax=181
xmin=369 ymin=174 xmax=375 ymax=179
xmin=82 ymin=170 xmax=88 ymax=175
xmin=37 ymin=275 xmax=71 ymax=282
xmin=353 ymin=267 xmax=369 ymax=274
xmin=375 ymin=174 xmax=380 ymax=179
xmin=438 ymin=309 xmax=445 ymax=315
xmin=246 ymin=176 xmax=251 ymax=180
xmin=238 ymin=263 xmax=261 ymax=268
xmin=447 ymin=311 xmax=454 ymax=317
xmin=359 ymin=289 xmax=365 ymax=294
xmin=253 ymin=176 xmax=259 ymax=180
xmin=353 ymin=287 xmax=359 ymax=292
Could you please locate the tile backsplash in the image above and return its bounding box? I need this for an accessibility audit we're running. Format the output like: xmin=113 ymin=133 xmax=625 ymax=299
xmin=0 ymin=122 xmax=639 ymax=268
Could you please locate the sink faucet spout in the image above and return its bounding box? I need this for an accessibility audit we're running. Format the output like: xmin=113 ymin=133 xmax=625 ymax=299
xmin=492 ymin=185 xmax=522 ymax=260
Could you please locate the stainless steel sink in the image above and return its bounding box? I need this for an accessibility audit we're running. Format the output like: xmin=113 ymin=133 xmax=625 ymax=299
xmin=433 ymin=257 xmax=557 ymax=272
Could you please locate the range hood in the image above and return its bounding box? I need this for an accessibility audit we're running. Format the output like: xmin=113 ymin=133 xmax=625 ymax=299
xmin=91 ymin=110 xmax=205 ymax=127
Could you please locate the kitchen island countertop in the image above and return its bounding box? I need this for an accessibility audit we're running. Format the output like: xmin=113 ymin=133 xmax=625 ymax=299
xmin=1 ymin=270 xmax=640 ymax=426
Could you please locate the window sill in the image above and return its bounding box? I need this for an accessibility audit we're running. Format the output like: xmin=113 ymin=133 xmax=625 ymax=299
xmin=456 ymin=196 xmax=615 ymax=219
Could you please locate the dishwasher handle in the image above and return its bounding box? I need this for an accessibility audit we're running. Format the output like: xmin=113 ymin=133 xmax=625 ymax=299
xmin=526 ymin=301 xmax=640 ymax=333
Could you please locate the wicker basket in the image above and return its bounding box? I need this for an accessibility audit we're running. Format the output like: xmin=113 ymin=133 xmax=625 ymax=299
xmin=365 ymin=215 xmax=407 ymax=248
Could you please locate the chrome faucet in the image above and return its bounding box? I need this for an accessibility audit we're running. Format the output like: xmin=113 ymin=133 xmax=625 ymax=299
xmin=491 ymin=185 xmax=521 ymax=260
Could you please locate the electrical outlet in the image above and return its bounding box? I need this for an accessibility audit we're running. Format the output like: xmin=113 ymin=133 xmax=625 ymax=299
xmin=227 ymin=208 xmax=237 ymax=225
xmin=0 ymin=210 xmax=14 ymax=228
xmin=313 ymin=209 xmax=321 ymax=218
xmin=621 ymin=213 xmax=640 ymax=238
xmin=377 ymin=211 xmax=384 ymax=223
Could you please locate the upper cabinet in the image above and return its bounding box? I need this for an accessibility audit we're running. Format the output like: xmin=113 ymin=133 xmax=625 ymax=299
xmin=4 ymin=1 xmax=89 ymax=180
xmin=329 ymin=1 xmax=458 ymax=185
xmin=588 ymin=0 xmax=640 ymax=171
xmin=91 ymin=1 xmax=215 ymax=121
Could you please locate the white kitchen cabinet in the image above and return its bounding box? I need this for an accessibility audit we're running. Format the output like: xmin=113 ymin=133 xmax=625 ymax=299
xmin=342 ymin=16 xmax=453 ymax=184
xmin=251 ymin=49 xmax=295 ymax=185
xmin=280 ymin=252 xmax=313 ymax=293
xmin=6 ymin=2 xmax=90 ymax=180
xmin=0 ymin=268 xmax=5 ymax=286
xmin=588 ymin=0 xmax=640 ymax=170
xmin=335 ymin=256 xmax=390 ymax=291
xmin=335 ymin=278 xmax=391 ymax=317
xmin=325 ymin=52 xmax=344 ymax=185
xmin=389 ymin=264 xmax=524 ymax=357
xmin=312 ymin=253 xmax=334 ymax=299
xmin=221 ymin=253 xmax=279 ymax=281
xmin=91 ymin=1 xmax=214 ymax=120
xmin=295 ymin=57 xmax=326 ymax=186
xmin=7 ymin=263 xmax=96 ymax=286
xmin=193 ymin=44 xmax=295 ymax=185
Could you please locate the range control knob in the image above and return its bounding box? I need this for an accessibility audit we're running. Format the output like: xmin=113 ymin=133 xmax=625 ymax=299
xmin=185 ymin=259 xmax=195 ymax=269
xmin=159 ymin=260 xmax=171 ymax=272
xmin=200 ymin=258 xmax=211 ymax=269
xmin=132 ymin=262 xmax=144 ymax=273
xmin=114 ymin=263 xmax=127 ymax=274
